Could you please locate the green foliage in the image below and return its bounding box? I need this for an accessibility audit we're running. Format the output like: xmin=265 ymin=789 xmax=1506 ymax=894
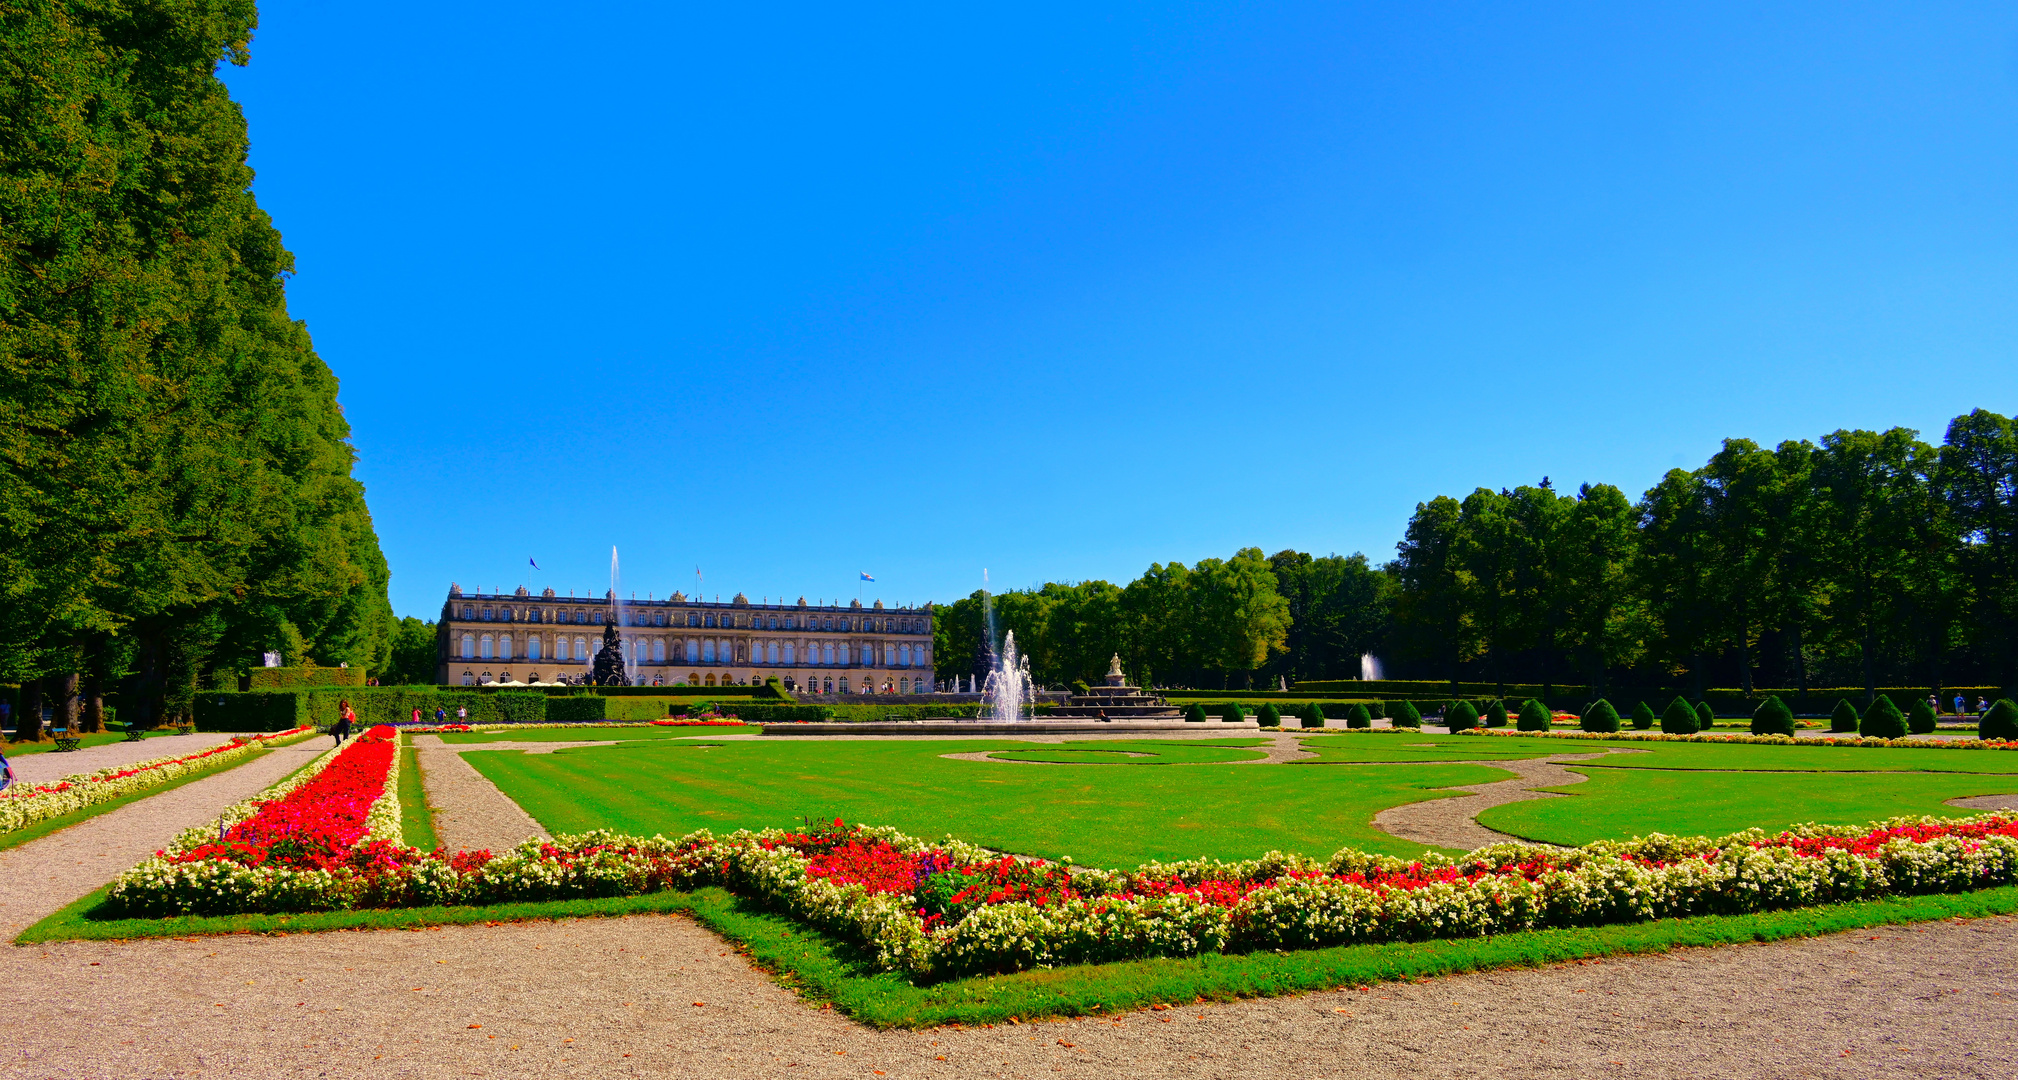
xmin=244 ymin=666 xmax=366 ymax=690
xmin=1345 ymin=704 xmax=1372 ymax=729
xmin=1217 ymin=702 xmax=1246 ymax=724
xmin=1484 ymin=700 xmax=1509 ymax=728
xmin=1982 ymin=699 xmax=2018 ymax=742
xmin=379 ymin=618 xmax=440 ymax=686
xmin=1907 ymin=698 xmax=1939 ymax=736
xmin=1750 ymin=695 xmax=1795 ymax=737
xmin=547 ymin=696 xmax=608 ymax=725
xmin=1390 ymin=700 xmax=1422 ymax=728
xmin=1660 ymin=697 xmax=1700 ymax=735
xmin=1184 ymin=703 xmax=1208 ymax=724
xmin=191 ymin=691 xmax=307 ymax=733
xmin=1366 ymin=700 xmax=1387 ymax=720
xmin=1516 ymin=699 xmax=1552 ymax=732
xmin=1629 ymin=701 xmax=1657 ymax=730
xmin=1580 ymin=699 xmax=1621 ymax=733
xmin=1860 ymin=694 xmax=1908 ymax=740
xmin=1695 ymin=701 xmax=1715 ymax=730
xmin=725 ymin=704 xmax=832 ymax=724
xmin=1830 ymin=699 xmax=1861 ymax=733
xmin=1298 ymin=703 xmax=1326 ymax=728
xmin=1444 ymin=699 xmax=1479 ymax=733
xmin=1256 ymin=703 xmax=1281 ymax=728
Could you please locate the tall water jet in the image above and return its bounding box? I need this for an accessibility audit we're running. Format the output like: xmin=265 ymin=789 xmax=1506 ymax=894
xmin=982 ymin=630 xmax=1034 ymax=722
xmin=1360 ymin=653 xmax=1384 ymax=681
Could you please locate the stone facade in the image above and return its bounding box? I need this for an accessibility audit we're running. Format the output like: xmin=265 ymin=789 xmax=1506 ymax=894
xmin=435 ymin=584 xmax=934 ymax=691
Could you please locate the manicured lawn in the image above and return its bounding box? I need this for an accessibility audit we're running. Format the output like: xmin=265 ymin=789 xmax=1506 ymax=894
xmin=436 ymin=726 xmax=747 ymax=744
xmin=397 ymin=743 xmax=439 ymax=852
xmin=463 ymin=738 xmax=1512 ymax=864
xmin=1478 ymin=767 xmax=2018 ymax=846
xmin=985 ymin=739 xmax=1269 ymax=765
xmin=1545 ymin=741 xmax=2018 ymax=773
xmin=2 ymin=729 xmax=184 ymax=756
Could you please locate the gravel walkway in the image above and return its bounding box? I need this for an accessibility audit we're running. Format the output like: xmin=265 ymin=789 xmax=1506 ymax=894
xmin=7 ymin=733 xmax=235 ymax=785
xmin=0 ymin=738 xmax=329 ymax=935
xmin=1947 ymin=793 xmax=2018 ymax=811
xmin=412 ymin=735 xmax=551 ymax=854
xmin=3 ymin=908 xmax=2010 ymax=1078
xmin=1371 ymin=753 xmax=1631 ymax=851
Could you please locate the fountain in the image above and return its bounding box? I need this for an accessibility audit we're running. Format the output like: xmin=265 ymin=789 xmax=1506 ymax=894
xmin=1360 ymin=653 xmax=1385 ymax=681
xmin=589 ymin=620 xmax=629 ymax=686
xmin=1045 ymin=654 xmax=1183 ymax=720
xmin=981 ymin=631 xmax=1036 ymax=722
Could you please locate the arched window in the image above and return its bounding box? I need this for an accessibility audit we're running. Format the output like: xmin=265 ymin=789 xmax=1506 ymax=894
xmin=823 ymin=643 xmax=835 ymax=665
xmin=652 ymin=640 xmax=665 ymax=662
xmin=685 ymin=640 xmax=698 ymax=662
xmin=461 ymin=634 xmax=475 ymax=659
xmin=899 ymin=644 xmax=910 ymax=667
xmin=702 ymin=640 xmax=716 ymax=663
xmin=500 ymin=634 xmax=513 ymax=660
xmin=783 ymin=643 xmax=795 ymax=664
xmin=529 ymin=636 xmax=542 ymax=660
xmin=462 ymin=671 xmax=475 ymax=686
xmin=575 ymin=637 xmax=588 ymax=661
xmin=899 ymin=678 xmax=910 ymax=693
xmin=767 ymin=641 xmax=779 ymax=664
xmin=480 ymin=635 xmax=494 ymax=660
xmin=839 ymin=677 xmax=850 ymax=694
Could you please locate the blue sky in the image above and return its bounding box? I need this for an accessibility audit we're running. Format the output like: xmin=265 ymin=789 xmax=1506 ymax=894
xmin=222 ymin=2 xmax=2018 ymax=619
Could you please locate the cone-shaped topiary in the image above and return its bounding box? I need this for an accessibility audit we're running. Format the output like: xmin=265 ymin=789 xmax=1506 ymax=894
xmin=1485 ymin=700 xmax=1509 ymax=728
xmin=1580 ymin=699 xmax=1621 ymax=733
xmin=1346 ymin=703 xmax=1373 ymax=729
xmin=1257 ymin=703 xmax=1281 ymax=728
xmin=1299 ymin=703 xmax=1326 ymax=728
xmin=1660 ymin=696 xmax=1699 ymax=734
xmin=1907 ymin=697 xmax=1938 ymax=736
xmin=1391 ymin=700 xmax=1422 ymax=728
xmin=1750 ymin=695 xmax=1795 ymax=737
xmin=1829 ymin=698 xmax=1860 ymax=733
xmin=1184 ymin=703 xmax=1208 ymax=723
xmin=1445 ymin=699 xmax=1480 ymax=733
xmin=1695 ymin=701 xmax=1716 ymax=730
xmin=1981 ymin=699 xmax=2018 ymax=741
xmin=1517 ymin=699 xmax=1552 ymax=731
xmin=1631 ymin=701 xmax=1657 ymax=730
xmin=1860 ymin=694 xmax=1907 ymax=739
xmin=1219 ymin=702 xmax=1246 ymax=723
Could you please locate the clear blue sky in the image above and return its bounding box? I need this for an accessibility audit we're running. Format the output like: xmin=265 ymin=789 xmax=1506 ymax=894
xmin=221 ymin=2 xmax=2018 ymax=620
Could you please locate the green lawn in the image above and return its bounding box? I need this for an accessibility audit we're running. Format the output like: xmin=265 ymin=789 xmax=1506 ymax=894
xmin=463 ymin=738 xmax=1512 ymax=864
xmin=1548 ymin=741 xmax=2018 ymax=773
xmin=984 ymin=739 xmax=1269 ymax=765
xmin=1478 ymin=767 xmax=2018 ymax=846
xmin=1295 ymin=733 xmax=1568 ymax=764
xmin=436 ymin=726 xmax=737 ymax=744
xmin=397 ymin=743 xmax=440 ymax=852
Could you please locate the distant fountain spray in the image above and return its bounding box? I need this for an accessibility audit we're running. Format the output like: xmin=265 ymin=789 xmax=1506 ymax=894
xmin=983 ymin=630 xmax=1035 ymax=723
xmin=1360 ymin=653 xmax=1384 ymax=681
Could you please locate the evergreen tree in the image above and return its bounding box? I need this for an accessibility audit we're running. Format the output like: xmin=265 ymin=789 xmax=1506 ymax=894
xmin=1445 ymin=699 xmax=1480 ymax=732
xmin=1695 ymin=701 xmax=1716 ymax=730
xmin=1485 ymin=700 xmax=1509 ymax=728
xmin=1257 ymin=703 xmax=1281 ymax=728
xmin=1345 ymin=703 xmax=1372 ymax=728
xmin=1631 ymin=700 xmax=1657 ymax=730
xmin=1517 ymin=698 xmax=1552 ymax=731
xmin=1299 ymin=702 xmax=1326 ymax=728
xmin=1907 ymin=697 xmax=1939 ymax=736
xmin=1980 ymin=699 xmax=2018 ymax=742
xmin=1184 ymin=703 xmax=1207 ymax=723
xmin=1829 ymin=698 xmax=1860 ymax=733
xmin=1859 ymin=694 xmax=1907 ymax=739
xmin=1390 ymin=699 xmax=1422 ymax=728
xmin=1580 ymin=699 xmax=1621 ymax=733
xmin=1750 ymin=695 xmax=1795 ymax=737
xmin=1660 ymin=696 xmax=1700 ymax=734
xmin=1218 ymin=701 xmax=1246 ymax=723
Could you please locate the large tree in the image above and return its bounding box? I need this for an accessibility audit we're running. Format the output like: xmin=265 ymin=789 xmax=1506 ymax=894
xmin=1940 ymin=409 xmax=2018 ymax=695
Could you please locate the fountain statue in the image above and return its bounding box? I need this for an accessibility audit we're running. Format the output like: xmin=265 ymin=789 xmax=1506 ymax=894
xmin=590 ymin=621 xmax=629 ymax=686
xmin=1046 ymin=653 xmax=1183 ymax=720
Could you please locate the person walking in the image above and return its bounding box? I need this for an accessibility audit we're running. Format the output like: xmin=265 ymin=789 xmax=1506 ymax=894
xmin=1955 ymin=693 xmax=1968 ymax=717
xmin=434 ymin=706 xmax=447 ymax=724
xmin=456 ymin=705 xmax=467 ymax=724
xmin=331 ymin=700 xmax=355 ymax=746
xmin=0 ymin=749 xmax=13 ymax=794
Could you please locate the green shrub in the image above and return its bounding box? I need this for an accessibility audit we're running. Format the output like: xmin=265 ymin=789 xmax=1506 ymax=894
xmin=1185 ymin=703 xmax=1208 ymax=724
xmin=1580 ymin=699 xmax=1621 ymax=733
xmin=493 ymin=692 xmax=547 ymax=725
xmin=1750 ymin=695 xmax=1795 ymax=737
xmin=1516 ymin=699 xmax=1552 ymax=731
xmin=245 ymin=666 xmax=367 ymax=690
xmin=1694 ymin=701 xmax=1715 ymax=730
xmin=1299 ymin=703 xmax=1326 ymax=729
xmin=1907 ymin=697 xmax=1938 ymax=735
xmin=1218 ymin=702 xmax=1246 ymax=724
xmin=1345 ymin=703 xmax=1372 ymax=729
xmin=1660 ymin=696 xmax=1699 ymax=735
xmin=1366 ymin=700 xmax=1388 ymax=720
xmin=724 ymin=704 xmax=831 ymax=724
xmin=1860 ymin=694 xmax=1908 ymax=739
xmin=1484 ymin=700 xmax=1509 ymax=728
xmin=1389 ymin=700 xmax=1422 ymax=728
xmin=1829 ymin=698 xmax=1860 ymax=733
xmin=1257 ymin=703 xmax=1282 ymax=728
xmin=1630 ymin=700 xmax=1657 ymax=730
xmin=548 ymin=696 xmax=607 ymax=724
xmin=193 ymin=691 xmax=308 ymax=733
xmin=1444 ymin=699 xmax=1479 ymax=733
xmin=1981 ymin=699 xmax=2018 ymax=741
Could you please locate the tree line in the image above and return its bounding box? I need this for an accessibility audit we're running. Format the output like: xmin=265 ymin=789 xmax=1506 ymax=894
xmin=2 ymin=1 xmax=395 ymax=736
xmin=933 ymin=410 xmax=2018 ymax=701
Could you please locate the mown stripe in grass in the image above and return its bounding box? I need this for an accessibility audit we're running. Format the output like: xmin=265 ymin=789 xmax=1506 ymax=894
xmin=20 ymin=881 xmax=2016 ymax=1029
xmin=397 ymin=743 xmax=439 ymax=852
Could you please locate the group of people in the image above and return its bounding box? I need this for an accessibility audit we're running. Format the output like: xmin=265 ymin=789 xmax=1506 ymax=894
xmin=1938 ymin=694 xmax=1993 ymax=717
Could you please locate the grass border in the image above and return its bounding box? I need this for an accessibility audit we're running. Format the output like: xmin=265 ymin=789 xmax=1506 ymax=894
xmin=396 ymin=742 xmax=439 ymax=851
xmin=20 ymin=879 xmax=2016 ymax=1029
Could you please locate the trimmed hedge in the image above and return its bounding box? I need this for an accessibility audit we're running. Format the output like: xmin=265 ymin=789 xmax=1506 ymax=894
xmin=1908 ymin=697 xmax=1939 ymax=736
xmin=1484 ymin=700 xmax=1509 ymax=729
xmin=193 ymin=691 xmax=307 ymax=732
xmin=1630 ymin=701 xmax=1657 ymax=730
xmin=1750 ymin=695 xmax=1795 ymax=737
xmin=724 ymin=704 xmax=832 ymax=724
xmin=1184 ymin=704 xmax=1208 ymax=724
xmin=245 ymin=666 xmax=366 ymax=690
xmin=1444 ymin=700 xmax=1480 ymax=733
xmin=1860 ymin=694 xmax=1908 ymax=740
xmin=1218 ymin=702 xmax=1246 ymax=724
xmin=1389 ymin=700 xmax=1422 ymax=729
xmin=1660 ymin=697 xmax=1699 ymax=735
xmin=1580 ymin=699 xmax=1621 ymax=733
xmin=1983 ymin=699 xmax=2018 ymax=741
xmin=1830 ymin=699 xmax=1860 ymax=734
xmin=1516 ymin=699 xmax=1552 ymax=732
xmin=547 ymin=696 xmax=607 ymax=724
xmin=1345 ymin=703 xmax=1372 ymax=729
xmin=1694 ymin=701 xmax=1715 ymax=730
xmin=1298 ymin=703 xmax=1326 ymax=729
xmin=1257 ymin=703 xmax=1282 ymax=729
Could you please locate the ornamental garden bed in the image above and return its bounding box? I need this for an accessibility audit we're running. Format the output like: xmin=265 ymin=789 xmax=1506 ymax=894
xmin=0 ymin=726 xmax=313 ymax=836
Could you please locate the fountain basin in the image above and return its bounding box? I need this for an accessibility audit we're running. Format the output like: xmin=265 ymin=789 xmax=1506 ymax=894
xmin=761 ymin=718 xmax=1261 ymax=737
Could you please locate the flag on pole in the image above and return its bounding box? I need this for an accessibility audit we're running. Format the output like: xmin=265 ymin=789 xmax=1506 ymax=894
xmin=860 ymin=571 xmax=875 ymax=583
xmin=529 ymin=558 xmax=541 ymax=571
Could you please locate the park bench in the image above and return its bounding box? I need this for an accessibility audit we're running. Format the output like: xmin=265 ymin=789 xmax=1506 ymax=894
xmin=51 ymin=727 xmax=80 ymax=752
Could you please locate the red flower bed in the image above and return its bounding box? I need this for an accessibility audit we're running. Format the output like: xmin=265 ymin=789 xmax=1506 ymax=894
xmin=172 ymin=725 xmax=396 ymax=872
xmin=651 ymin=719 xmax=746 ymax=727
xmin=5 ymin=727 xmax=311 ymax=802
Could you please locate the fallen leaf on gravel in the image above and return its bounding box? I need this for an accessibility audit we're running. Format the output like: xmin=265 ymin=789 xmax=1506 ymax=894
xmin=834 ymin=1050 xmax=846 ymax=1056
xmin=693 ymin=1002 xmax=706 ymax=1007
xmin=1332 ymin=1009 xmax=1351 ymax=1015
xmin=1057 ymin=1041 xmax=1074 ymax=1048
xmin=468 ymin=1024 xmax=482 ymax=1030
xmin=1151 ymin=1004 xmax=1169 ymax=1011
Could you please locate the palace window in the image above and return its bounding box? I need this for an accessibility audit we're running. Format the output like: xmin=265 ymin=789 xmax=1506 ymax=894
xmin=652 ymin=640 xmax=665 ymax=662
xmin=766 ymin=641 xmax=778 ymax=664
xmin=702 ymin=641 xmax=716 ymax=663
xmin=900 ymin=678 xmax=910 ymax=693
xmin=529 ymin=636 xmax=542 ymax=660
xmin=784 ymin=643 xmax=795 ymax=664
xmin=899 ymin=644 xmax=910 ymax=667
xmin=500 ymin=634 xmax=513 ymax=660
xmin=822 ymin=643 xmax=834 ymax=665
xmin=654 ymin=612 xmax=665 ymax=626
xmin=461 ymin=634 xmax=475 ymax=659
xmin=462 ymin=670 xmax=475 ymax=686
xmin=575 ymin=636 xmax=588 ymax=660
xmin=480 ymin=635 xmax=494 ymax=660
xmin=839 ymin=677 xmax=850 ymax=693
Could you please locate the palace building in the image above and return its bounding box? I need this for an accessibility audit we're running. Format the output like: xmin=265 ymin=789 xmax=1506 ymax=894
xmin=434 ymin=584 xmax=935 ymax=692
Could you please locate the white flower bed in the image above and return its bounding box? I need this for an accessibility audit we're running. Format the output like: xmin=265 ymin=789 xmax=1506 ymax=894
xmin=0 ymin=727 xmax=312 ymax=835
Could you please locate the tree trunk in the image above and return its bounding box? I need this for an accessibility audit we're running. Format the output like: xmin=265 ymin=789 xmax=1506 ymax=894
xmin=1792 ymin=624 xmax=1809 ymax=713
xmin=56 ymin=671 xmax=79 ymax=734
xmin=15 ymin=678 xmax=45 ymax=742
xmin=1862 ymin=620 xmax=1877 ymax=708
xmin=82 ymin=675 xmax=104 ymax=734
xmin=1737 ymin=630 xmax=1753 ymax=699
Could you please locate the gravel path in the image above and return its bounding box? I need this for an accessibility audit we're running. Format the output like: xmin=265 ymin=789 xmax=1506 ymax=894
xmin=7 ymin=733 xmax=235 ymax=785
xmin=0 ymin=738 xmax=329 ymax=935
xmin=412 ymin=735 xmax=550 ymax=854
xmin=1947 ymin=793 xmax=2018 ymax=811
xmin=3 ymin=908 xmax=2010 ymax=1078
xmin=1372 ymin=753 xmax=1630 ymax=851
